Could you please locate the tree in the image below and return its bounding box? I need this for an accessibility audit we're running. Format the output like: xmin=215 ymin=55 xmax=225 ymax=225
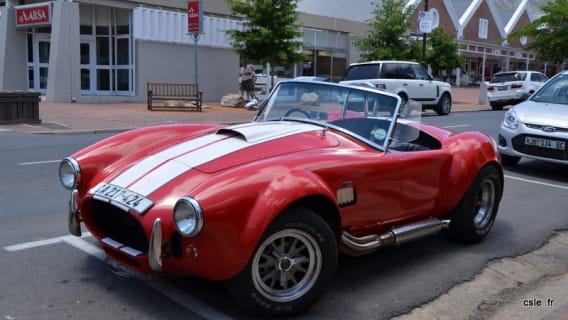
xmin=226 ymin=0 xmax=305 ymax=88
xmin=352 ymin=0 xmax=419 ymax=61
xmin=426 ymin=28 xmax=463 ymax=79
xmin=507 ymin=0 xmax=568 ymax=64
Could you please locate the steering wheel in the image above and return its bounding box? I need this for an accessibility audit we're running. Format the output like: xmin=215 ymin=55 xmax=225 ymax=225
xmin=284 ymin=108 xmax=311 ymax=118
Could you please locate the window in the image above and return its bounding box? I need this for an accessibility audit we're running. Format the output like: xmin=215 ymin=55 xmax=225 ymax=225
xmin=382 ymin=63 xmax=398 ymax=79
xmin=479 ymin=19 xmax=488 ymax=39
xmin=411 ymin=64 xmax=430 ymax=80
xmin=79 ymin=5 xmax=133 ymax=95
xmin=302 ymin=29 xmax=348 ymax=82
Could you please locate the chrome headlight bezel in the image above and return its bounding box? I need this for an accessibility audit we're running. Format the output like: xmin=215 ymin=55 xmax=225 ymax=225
xmin=174 ymin=197 xmax=203 ymax=237
xmin=503 ymin=109 xmax=519 ymax=129
xmin=59 ymin=157 xmax=81 ymax=190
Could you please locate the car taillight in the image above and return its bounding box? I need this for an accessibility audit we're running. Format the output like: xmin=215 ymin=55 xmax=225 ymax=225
xmin=511 ymin=83 xmax=523 ymax=89
xmin=487 ymin=86 xmax=495 ymax=91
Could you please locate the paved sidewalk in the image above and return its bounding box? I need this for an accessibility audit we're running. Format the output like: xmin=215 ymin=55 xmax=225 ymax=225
xmin=0 ymin=86 xmax=492 ymax=134
xmin=2 ymin=85 xmax=567 ymax=319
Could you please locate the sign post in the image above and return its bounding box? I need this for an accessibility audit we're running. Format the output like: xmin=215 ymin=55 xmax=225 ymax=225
xmin=187 ymin=0 xmax=203 ymax=88
xmin=419 ymin=0 xmax=429 ymax=66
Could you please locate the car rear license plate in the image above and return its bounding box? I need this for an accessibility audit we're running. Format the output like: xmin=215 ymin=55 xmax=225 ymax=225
xmin=524 ymin=137 xmax=566 ymax=150
xmin=89 ymin=183 xmax=153 ymax=214
xmin=497 ymin=86 xmax=508 ymax=91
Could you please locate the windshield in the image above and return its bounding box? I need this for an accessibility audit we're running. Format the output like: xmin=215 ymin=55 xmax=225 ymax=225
xmin=342 ymin=64 xmax=380 ymax=81
xmin=530 ymin=73 xmax=568 ymax=105
xmin=255 ymin=81 xmax=421 ymax=150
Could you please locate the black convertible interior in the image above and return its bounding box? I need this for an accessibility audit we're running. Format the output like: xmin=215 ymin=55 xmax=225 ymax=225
xmin=329 ymin=117 xmax=442 ymax=151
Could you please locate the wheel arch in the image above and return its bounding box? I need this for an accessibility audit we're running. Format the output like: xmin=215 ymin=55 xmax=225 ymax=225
xmin=233 ymin=170 xmax=341 ymax=276
xmin=289 ymin=195 xmax=342 ymax=243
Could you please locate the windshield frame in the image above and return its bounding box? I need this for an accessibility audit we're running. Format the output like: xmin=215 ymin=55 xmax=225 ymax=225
xmin=253 ymin=80 xmax=410 ymax=151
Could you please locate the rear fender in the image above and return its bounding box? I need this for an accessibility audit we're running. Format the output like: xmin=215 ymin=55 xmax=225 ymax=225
xmin=444 ymin=131 xmax=503 ymax=211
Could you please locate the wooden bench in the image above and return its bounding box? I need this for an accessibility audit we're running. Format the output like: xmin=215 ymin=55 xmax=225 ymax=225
xmin=147 ymin=82 xmax=203 ymax=112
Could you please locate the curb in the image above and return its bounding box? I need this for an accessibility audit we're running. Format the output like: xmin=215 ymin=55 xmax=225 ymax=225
xmin=392 ymin=230 xmax=568 ymax=320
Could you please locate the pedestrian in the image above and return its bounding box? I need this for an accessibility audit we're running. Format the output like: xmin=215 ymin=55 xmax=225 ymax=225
xmin=239 ymin=61 xmax=257 ymax=101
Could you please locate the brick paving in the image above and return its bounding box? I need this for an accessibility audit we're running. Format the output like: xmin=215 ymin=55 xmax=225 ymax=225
xmin=0 ymin=86 xmax=490 ymax=134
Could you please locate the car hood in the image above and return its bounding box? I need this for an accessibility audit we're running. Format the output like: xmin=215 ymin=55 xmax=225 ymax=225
xmin=513 ymin=100 xmax=568 ymax=127
xmin=101 ymin=121 xmax=338 ymax=198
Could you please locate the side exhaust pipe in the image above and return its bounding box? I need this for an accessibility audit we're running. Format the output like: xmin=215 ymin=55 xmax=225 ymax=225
xmin=340 ymin=217 xmax=450 ymax=256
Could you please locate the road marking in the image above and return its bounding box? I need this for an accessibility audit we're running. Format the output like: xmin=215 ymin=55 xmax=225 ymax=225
xmin=4 ymin=233 xmax=233 ymax=320
xmin=18 ymin=160 xmax=60 ymax=166
xmin=63 ymin=235 xmax=107 ymax=261
xmin=505 ymin=174 xmax=568 ymax=190
xmin=3 ymin=233 xmax=92 ymax=251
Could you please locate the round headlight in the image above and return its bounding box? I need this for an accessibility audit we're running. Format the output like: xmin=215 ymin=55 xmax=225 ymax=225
xmin=174 ymin=197 xmax=203 ymax=237
xmin=503 ymin=109 xmax=519 ymax=129
xmin=59 ymin=157 xmax=81 ymax=190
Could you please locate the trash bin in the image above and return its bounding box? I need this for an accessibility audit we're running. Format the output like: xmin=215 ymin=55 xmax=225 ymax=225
xmin=0 ymin=91 xmax=42 ymax=124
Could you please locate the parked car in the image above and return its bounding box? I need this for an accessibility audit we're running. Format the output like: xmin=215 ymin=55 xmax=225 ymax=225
xmin=59 ymin=80 xmax=502 ymax=317
xmin=487 ymin=70 xmax=549 ymax=110
xmin=340 ymin=60 xmax=453 ymax=116
xmin=499 ymin=70 xmax=568 ymax=165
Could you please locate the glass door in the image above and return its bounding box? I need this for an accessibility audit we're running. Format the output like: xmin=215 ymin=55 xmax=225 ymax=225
xmin=80 ymin=41 xmax=95 ymax=93
xmin=27 ymin=33 xmax=51 ymax=93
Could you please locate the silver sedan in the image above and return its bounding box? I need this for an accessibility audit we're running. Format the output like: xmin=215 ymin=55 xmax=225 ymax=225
xmin=498 ymin=71 xmax=568 ymax=165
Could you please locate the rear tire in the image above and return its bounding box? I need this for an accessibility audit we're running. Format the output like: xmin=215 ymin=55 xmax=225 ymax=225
xmin=448 ymin=165 xmax=502 ymax=243
xmin=490 ymin=102 xmax=503 ymax=111
xmin=227 ymin=207 xmax=337 ymax=317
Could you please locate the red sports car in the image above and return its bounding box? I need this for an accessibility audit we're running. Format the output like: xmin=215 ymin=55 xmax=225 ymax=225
xmin=59 ymin=80 xmax=503 ymax=317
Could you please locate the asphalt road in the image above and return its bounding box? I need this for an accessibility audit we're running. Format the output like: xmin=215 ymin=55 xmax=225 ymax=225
xmin=1 ymin=111 xmax=567 ymax=320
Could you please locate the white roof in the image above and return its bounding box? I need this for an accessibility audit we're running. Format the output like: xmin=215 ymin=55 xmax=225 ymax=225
xmin=297 ymin=0 xmax=377 ymax=22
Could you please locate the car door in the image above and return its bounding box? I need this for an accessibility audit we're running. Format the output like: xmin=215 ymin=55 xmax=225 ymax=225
xmin=397 ymin=150 xmax=452 ymax=213
xmin=408 ymin=63 xmax=438 ymax=103
xmin=339 ymin=148 xmax=452 ymax=231
xmin=530 ymin=72 xmax=548 ymax=92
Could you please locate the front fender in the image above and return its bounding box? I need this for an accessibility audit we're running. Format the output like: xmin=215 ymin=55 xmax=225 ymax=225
xmin=191 ymin=168 xmax=337 ymax=279
xmin=238 ymin=169 xmax=338 ymax=266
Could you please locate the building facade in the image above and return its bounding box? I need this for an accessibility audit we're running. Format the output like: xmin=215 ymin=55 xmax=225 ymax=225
xmin=0 ymin=0 xmax=551 ymax=103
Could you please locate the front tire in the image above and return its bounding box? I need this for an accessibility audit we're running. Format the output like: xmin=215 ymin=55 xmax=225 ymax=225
xmin=227 ymin=207 xmax=337 ymax=317
xmin=435 ymin=93 xmax=452 ymax=115
xmin=448 ymin=165 xmax=502 ymax=243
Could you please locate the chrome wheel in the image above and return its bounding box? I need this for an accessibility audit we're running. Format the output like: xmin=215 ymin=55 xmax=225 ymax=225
xmin=473 ymin=179 xmax=496 ymax=229
xmin=252 ymin=229 xmax=322 ymax=303
xmin=447 ymin=165 xmax=502 ymax=243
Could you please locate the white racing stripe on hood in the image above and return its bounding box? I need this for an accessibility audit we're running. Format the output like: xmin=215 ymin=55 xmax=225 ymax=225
xmin=109 ymin=122 xmax=321 ymax=196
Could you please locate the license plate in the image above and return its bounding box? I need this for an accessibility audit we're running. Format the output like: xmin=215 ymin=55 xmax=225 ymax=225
xmin=497 ymin=86 xmax=508 ymax=91
xmin=89 ymin=183 xmax=153 ymax=214
xmin=524 ymin=137 xmax=566 ymax=150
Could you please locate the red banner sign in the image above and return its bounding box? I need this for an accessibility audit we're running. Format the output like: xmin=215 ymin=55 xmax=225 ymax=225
xmin=187 ymin=1 xmax=201 ymax=33
xmin=16 ymin=4 xmax=51 ymax=28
